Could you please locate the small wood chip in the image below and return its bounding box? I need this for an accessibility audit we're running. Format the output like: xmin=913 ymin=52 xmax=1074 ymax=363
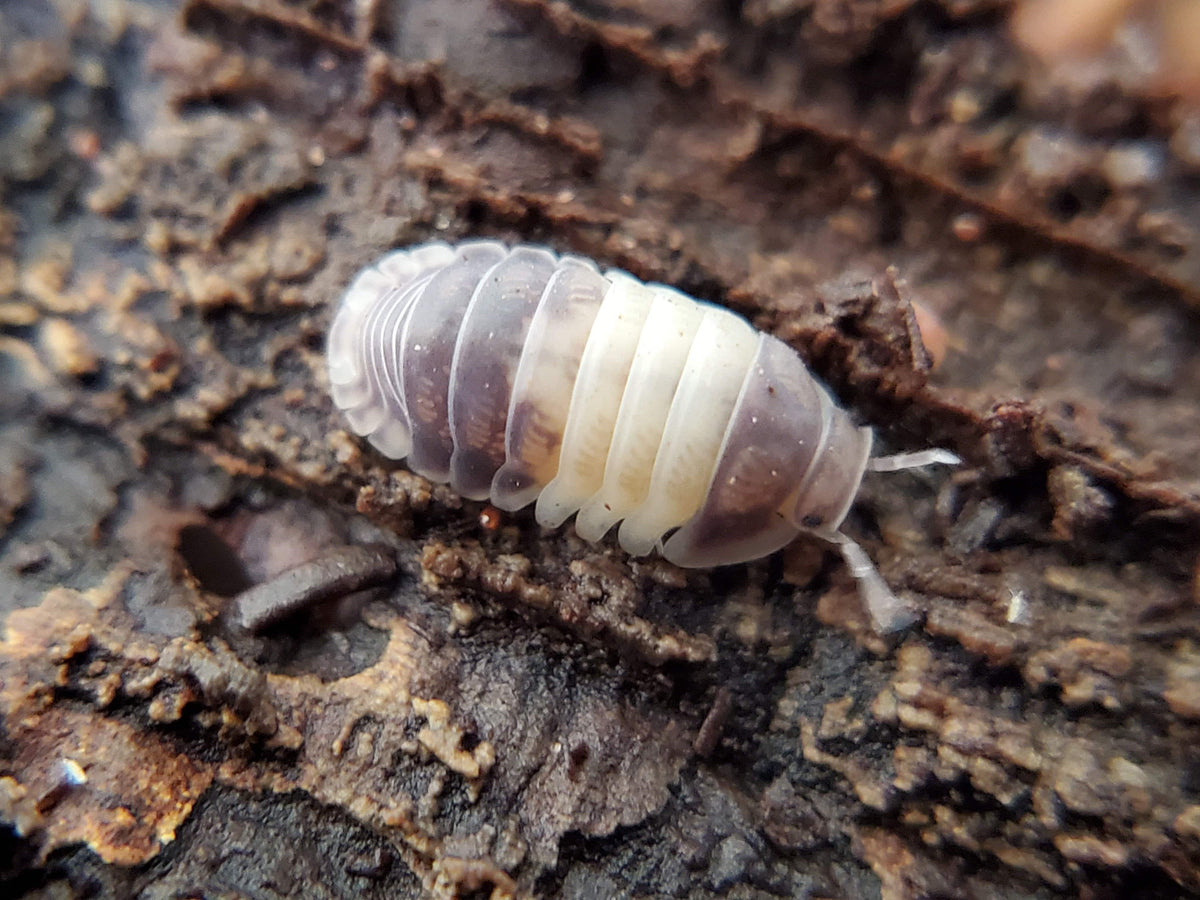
xmin=231 ymin=544 xmax=398 ymax=631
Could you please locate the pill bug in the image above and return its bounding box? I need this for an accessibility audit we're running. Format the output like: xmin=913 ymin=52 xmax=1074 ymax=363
xmin=327 ymin=240 xmax=957 ymax=630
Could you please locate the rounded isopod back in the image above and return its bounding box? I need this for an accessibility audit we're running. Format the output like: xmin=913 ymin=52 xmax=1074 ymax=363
xmin=327 ymin=240 xmax=954 ymax=629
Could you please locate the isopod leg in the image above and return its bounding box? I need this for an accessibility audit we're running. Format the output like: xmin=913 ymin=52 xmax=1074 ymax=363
xmin=830 ymin=533 xmax=918 ymax=633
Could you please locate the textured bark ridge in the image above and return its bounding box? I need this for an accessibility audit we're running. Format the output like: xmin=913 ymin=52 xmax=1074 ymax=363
xmin=2 ymin=1 xmax=1200 ymax=898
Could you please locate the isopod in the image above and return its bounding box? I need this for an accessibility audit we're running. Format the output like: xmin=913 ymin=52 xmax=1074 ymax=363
xmin=326 ymin=240 xmax=957 ymax=630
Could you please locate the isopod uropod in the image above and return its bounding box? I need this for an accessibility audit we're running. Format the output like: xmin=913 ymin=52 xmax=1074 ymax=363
xmin=326 ymin=240 xmax=957 ymax=630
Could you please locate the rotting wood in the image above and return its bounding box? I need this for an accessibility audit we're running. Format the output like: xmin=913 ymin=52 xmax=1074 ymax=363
xmin=2 ymin=0 xmax=1199 ymax=897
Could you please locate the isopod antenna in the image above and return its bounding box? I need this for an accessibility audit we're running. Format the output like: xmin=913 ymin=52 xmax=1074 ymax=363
xmin=838 ymin=448 xmax=962 ymax=632
xmin=867 ymin=448 xmax=962 ymax=472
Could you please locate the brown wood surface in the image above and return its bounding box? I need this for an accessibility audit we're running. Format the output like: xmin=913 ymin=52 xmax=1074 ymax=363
xmin=2 ymin=1 xmax=1200 ymax=897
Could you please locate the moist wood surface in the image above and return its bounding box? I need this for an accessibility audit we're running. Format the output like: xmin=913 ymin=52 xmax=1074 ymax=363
xmin=2 ymin=1 xmax=1200 ymax=898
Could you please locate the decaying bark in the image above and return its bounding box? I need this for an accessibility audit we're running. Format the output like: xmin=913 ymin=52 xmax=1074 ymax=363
xmin=2 ymin=0 xmax=1200 ymax=897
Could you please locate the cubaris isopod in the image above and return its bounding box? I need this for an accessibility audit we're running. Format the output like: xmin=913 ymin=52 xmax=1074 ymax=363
xmin=326 ymin=240 xmax=958 ymax=631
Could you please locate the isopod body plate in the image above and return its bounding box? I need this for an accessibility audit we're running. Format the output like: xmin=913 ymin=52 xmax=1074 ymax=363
xmin=327 ymin=240 xmax=874 ymax=568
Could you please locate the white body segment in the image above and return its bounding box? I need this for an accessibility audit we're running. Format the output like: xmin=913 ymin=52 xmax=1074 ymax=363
xmin=327 ymin=239 xmax=884 ymax=574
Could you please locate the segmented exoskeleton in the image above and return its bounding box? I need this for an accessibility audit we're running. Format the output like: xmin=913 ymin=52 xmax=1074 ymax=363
xmin=327 ymin=240 xmax=956 ymax=630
